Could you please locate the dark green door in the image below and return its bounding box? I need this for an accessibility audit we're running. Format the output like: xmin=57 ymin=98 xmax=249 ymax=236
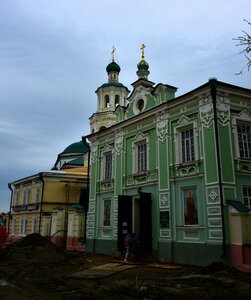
xmin=140 ymin=192 xmax=152 ymax=254
xmin=117 ymin=195 xmax=132 ymax=252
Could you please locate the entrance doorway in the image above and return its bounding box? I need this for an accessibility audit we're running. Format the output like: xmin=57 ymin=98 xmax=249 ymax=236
xmin=117 ymin=192 xmax=152 ymax=254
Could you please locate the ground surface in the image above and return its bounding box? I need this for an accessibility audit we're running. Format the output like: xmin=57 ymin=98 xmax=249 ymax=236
xmin=0 ymin=234 xmax=251 ymax=300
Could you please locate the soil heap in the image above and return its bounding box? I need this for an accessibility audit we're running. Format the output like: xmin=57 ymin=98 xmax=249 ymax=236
xmin=0 ymin=233 xmax=67 ymax=264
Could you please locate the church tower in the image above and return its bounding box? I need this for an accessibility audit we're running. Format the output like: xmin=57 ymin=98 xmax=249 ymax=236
xmin=89 ymin=47 xmax=130 ymax=133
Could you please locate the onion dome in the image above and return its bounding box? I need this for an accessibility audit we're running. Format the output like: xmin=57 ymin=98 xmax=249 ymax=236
xmin=137 ymin=44 xmax=150 ymax=80
xmin=106 ymin=61 xmax=121 ymax=73
xmin=137 ymin=59 xmax=149 ymax=71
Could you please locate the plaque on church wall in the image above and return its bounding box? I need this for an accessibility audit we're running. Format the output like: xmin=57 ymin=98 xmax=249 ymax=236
xmin=160 ymin=211 xmax=169 ymax=228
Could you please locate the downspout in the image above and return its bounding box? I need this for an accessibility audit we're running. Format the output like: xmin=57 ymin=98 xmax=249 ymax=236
xmin=7 ymin=183 xmax=13 ymax=236
xmin=64 ymin=183 xmax=69 ymax=247
xmin=82 ymin=136 xmax=90 ymax=244
xmin=209 ymin=78 xmax=226 ymax=258
xmin=38 ymin=172 xmax=45 ymax=234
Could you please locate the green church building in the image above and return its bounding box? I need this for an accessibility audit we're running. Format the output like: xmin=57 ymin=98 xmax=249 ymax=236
xmin=85 ymin=46 xmax=251 ymax=269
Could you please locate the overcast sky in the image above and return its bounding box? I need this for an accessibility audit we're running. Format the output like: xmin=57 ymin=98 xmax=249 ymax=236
xmin=0 ymin=0 xmax=250 ymax=212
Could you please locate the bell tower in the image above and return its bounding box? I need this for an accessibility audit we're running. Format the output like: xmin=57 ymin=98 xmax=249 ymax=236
xmin=89 ymin=47 xmax=130 ymax=133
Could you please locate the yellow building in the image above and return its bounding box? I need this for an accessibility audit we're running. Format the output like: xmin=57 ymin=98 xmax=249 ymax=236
xmin=8 ymin=141 xmax=89 ymax=250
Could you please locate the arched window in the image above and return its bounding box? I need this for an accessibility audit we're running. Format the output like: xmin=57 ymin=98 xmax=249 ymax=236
xmin=115 ymin=95 xmax=120 ymax=106
xmin=105 ymin=95 xmax=110 ymax=108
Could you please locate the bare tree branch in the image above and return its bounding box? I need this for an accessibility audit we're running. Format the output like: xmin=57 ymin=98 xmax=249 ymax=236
xmin=233 ymin=19 xmax=251 ymax=74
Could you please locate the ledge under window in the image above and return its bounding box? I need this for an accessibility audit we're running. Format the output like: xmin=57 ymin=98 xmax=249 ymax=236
xmin=133 ymin=171 xmax=149 ymax=177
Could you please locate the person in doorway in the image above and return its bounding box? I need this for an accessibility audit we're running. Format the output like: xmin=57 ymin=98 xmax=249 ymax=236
xmin=124 ymin=233 xmax=132 ymax=263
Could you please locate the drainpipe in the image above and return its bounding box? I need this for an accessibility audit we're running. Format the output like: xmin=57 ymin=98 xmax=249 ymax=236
xmin=209 ymin=78 xmax=226 ymax=258
xmin=38 ymin=172 xmax=45 ymax=234
xmin=64 ymin=183 xmax=69 ymax=247
xmin=7 ymin=183 xmax=13 ymax=236
xmin=82 ymin=136 xmax=90 ymax=244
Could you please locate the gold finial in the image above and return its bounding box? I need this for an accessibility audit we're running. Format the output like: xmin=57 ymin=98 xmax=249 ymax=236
xmin=111 ymin=46 xmax=116 ymax=62
xmin=140 ymin=44 xmax=146 ymax=61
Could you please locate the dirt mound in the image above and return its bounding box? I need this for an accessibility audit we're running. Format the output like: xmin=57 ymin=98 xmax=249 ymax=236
xmin=0 ymin=233 xmax=67 ymax=264
xmin=201 ymin=261 xmax=230 ymax=274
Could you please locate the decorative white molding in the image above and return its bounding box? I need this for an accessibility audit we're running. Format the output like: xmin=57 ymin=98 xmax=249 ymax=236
xmin=115 ymin=131 xmax=124 ymax=156
xmin=160 ymin=229 xmax=171 ymax=238
xmin=103 ymin=143 xmax=113 ymax=153
xmin=159 ymin=193 xmax=169 ymax=208
xmin=133 ymin=130 xmax=147 ymax=143
xmin=206 ymin=187 xmax=220 ymax=205
xmin=217 ymin=96 xmax=230 ymax=127
xmin=208 ymin=229 xmax=222 ymax=239
xmin=200 ymin=102 xmax=214 ymax=129
xmin=90 ymin=146 xmax=98 ymax=164
xmin=207 ymin=206 xmax=221 ymax=216
xmin=238 ymin=109 xmax=251 ymax=120
xmin=156 ymin=114 xmax=168 ymax=143
xmin=208 ymin=217 xmax=222 ymax=227
xmin=177 ymin=114 xmax=190 ymax=127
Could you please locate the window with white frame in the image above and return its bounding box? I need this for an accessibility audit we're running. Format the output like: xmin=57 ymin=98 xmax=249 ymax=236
xmin=14 ymin=190 xmax=19 ymax=206
xmin=181 ymin=128 xmax=195 ymax=163
xmin=22 ymin=189 xmax=26 ymax=205
xmin=35 ymin=186 xmax=40 ymax=203
xmin=11 ymin=218 xmax=16 ymax=234
xmin=27 ymin=189 xmax=30 ymax=205
xmin=104 ymin=152 xmax=113 ymax=180
xmin=132 ymin=132 xmax=149 ymax=174
xmin=136 ymin=141 xmax=147 ymax=173
xmin=19 ymin=216 xmax=27 ymax=235
xmin=22 ymin=188 xmax=30 ymax=205
xmin=237 ymin=123 xmax=251 ymax=159
xmin=173 ymin=116 xmax=197 ymax=165
xmin=103 ymin=199 xmax=111 ymax=226
xmin=243 ymin=186 xmax=251 ymax=209
xmin=32 ymin=216 xmax=36 ymax=233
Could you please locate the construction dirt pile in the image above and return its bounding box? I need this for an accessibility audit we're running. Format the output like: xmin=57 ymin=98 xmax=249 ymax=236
xmin=0 ymin=233 xmax=67 ymax=264
xmin=0 ymin=234 xmax=251 ymax=300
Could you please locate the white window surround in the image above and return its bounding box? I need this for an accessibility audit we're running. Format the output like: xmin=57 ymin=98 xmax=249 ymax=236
xmin=232 ymin=110 xmax=251 ymax=160
xmin=19 ymin=216 xmax=27 ymax=236
xmin=22 ymin=186 xmax=31 ymax=205
xmin=237 ymin=123 xmax=251 ymax=159
xmin=132 ymin=95 xmax=147 ymax=115
xmin=22 ymin=189 xmax=26 ymax=205
xmin=34 ymin=185 xmax=40 ymax=203
xmin=173 ymin=116 xmax=198 ymax=165
xmin=132 ymin=131 xmax=149 ymax=174
xmin=13 ymin=190 xmax=19 ymax=206
xmin=104 ymin=152 xmax=113 ymax=180
xmin=243 ymin=186 xmax=251 ymax=209
xmin=100 ymin=144 xmax=114 ymax=181
xmin=11 ymin=218 xmax=16 ymax=234
xmin=32 ymin=216 xmax=36 ymax=233
xmin=178 ymin=128 xmax=194 ymax=163
xmin=102 ymin=198 xmax=111 ymax=227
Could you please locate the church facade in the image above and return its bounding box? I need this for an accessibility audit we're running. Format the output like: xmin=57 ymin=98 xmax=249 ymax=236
xmin=8 ymin=141 xmax=89 ymax=251
xmin=86 ymin=47 xmax=251 ymax=267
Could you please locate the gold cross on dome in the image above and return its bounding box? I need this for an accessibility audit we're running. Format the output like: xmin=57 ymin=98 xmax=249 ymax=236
xmin=140 ymin=44 xmax=146 ymax=60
